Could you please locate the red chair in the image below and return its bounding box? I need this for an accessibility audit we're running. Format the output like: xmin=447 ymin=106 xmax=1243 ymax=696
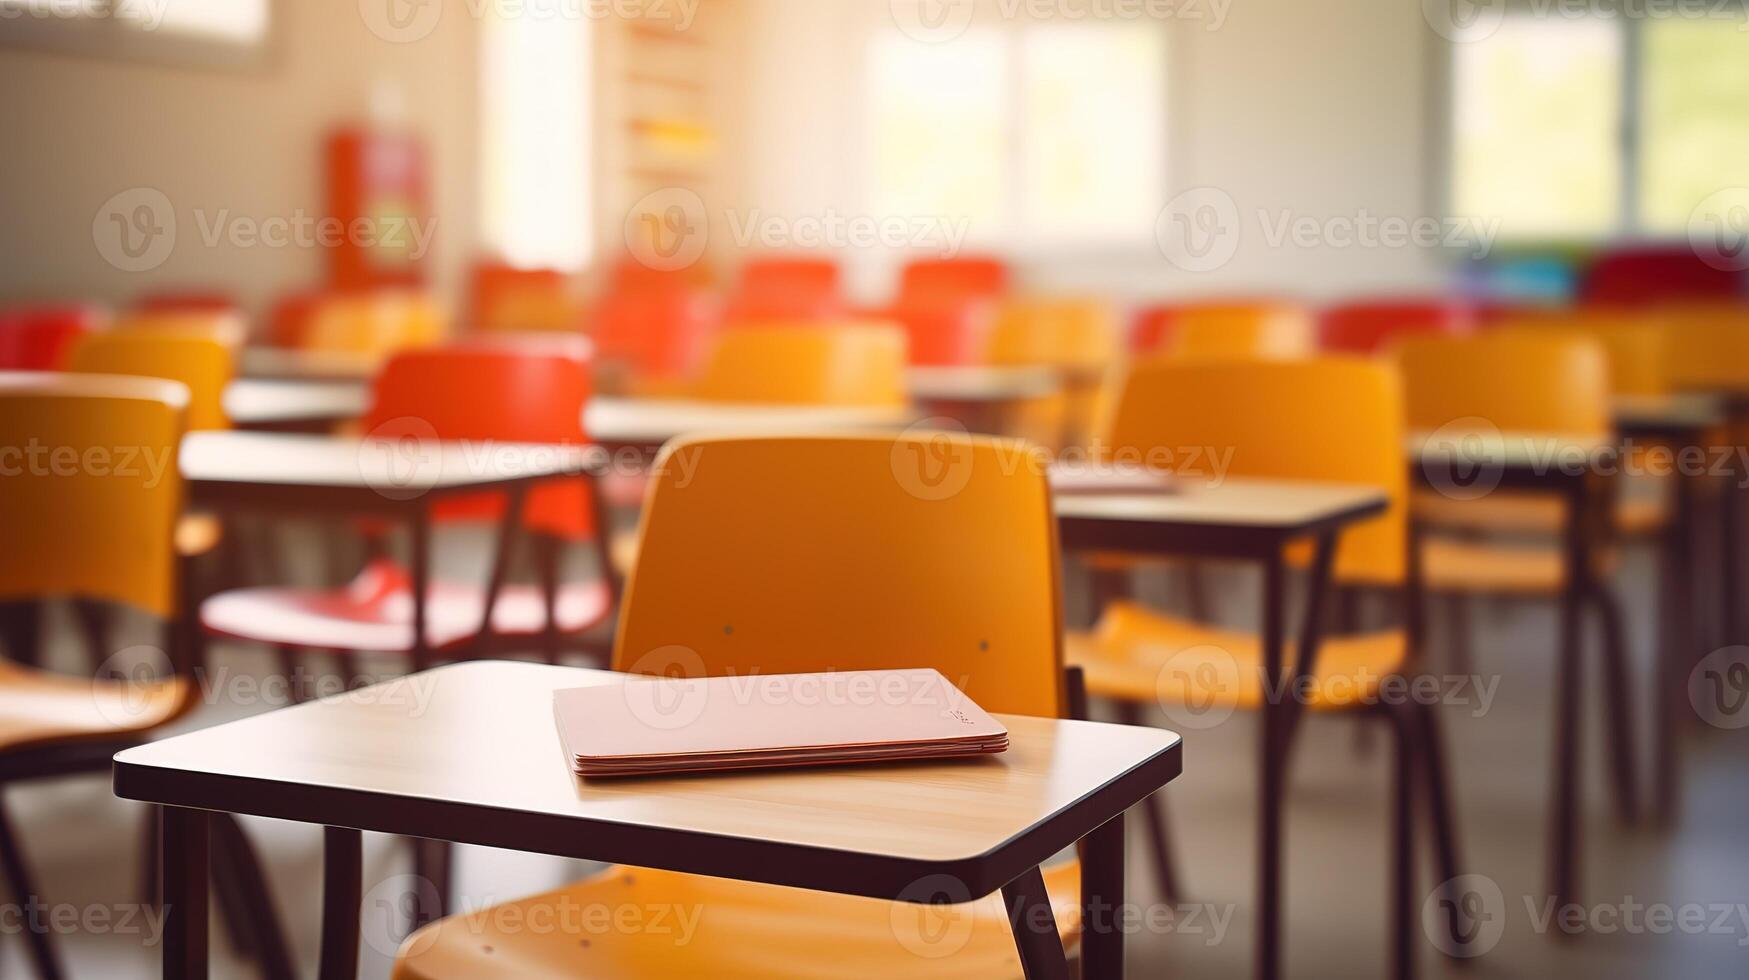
xmin=1581 ymin=246 xmax=1742 ymax=306
xmin=200 ymin=345 xmax=614 ymax=661
xmin=0 ymin=304 xmax=106 ymax=370
xmin=898 ymin=256 xmax=1009 ymax=302
xmin=1319 ymin=299 xmax=1472 ymax=353
xmin=606 ymin=254 xmax=717 ymax=295
xmin=725 ymin=256 xmax=841 ymax=322
xmin=470 ymin=262 xmax=584 ymax=332
xmin=889 ymin=294 xmax=996 ymax=366
xmin=266 ymin=288 xmax=329 ymax=348
xmin=592 ymin=288 xmax=721 ymax=393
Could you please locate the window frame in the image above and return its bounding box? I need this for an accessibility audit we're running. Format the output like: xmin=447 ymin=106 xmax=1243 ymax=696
xmin=0 ymin=0 xmax=276 ymax=71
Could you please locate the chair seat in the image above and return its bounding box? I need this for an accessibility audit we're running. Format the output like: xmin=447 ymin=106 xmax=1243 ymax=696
xmin=1067 ymin=601 xmax=1406 ymax=712
xmin=1419 ymin=537 xmax=1578 ymax=595
xmin=201 ymin=560 xmax=611 ymax=652
xmin=393 ymin=862 xmax=1082 ymax=980
xmin=0 ymin=658 xmax=188 ymax=753
xmin=1412 ymin=489 xmax=1668 ymax=537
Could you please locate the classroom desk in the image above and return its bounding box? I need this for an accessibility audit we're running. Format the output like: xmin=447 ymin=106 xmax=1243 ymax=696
xmin=585 ymin=397 xmax=920 ymax=452
xmin=1053 ymin=475 xmax=1389 ymax=980
xmin=114 ymin=660 xmax=1183 ymax=980
xmin=224 ymin=379 xmax=370 ymax=432
xmin=238 ymin=347 xmax=382 ymax=381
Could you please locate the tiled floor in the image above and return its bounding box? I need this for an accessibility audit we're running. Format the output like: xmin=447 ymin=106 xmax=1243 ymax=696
xmin=2 ymin=540 xmax=1745 ymax=978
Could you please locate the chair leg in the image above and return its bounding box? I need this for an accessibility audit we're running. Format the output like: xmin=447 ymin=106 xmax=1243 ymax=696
xmin=1180 ymin=561 xmax=1212 ymax=621
xmin=1443 ymin=593 xmax=1473 ymax=676
xmin=1591 ymin=585 xmax=1641 ymax=827
xmin=1112 ymin=701 xmax=1182 ymax=902
xmin=1387 ymin=704 xmax=1416 ymax=980
xmin=0 ymin=796 xmax=64 ymax=980
xmin=209 ymin=814 xmax=298 ymax=980
xmin=0 ymin=601 xmax=44 ymax=668
xmin=73 ymin=599 xmax=112 ymax=675
xmin=412 ymin=837 xmax=452 ymax=927
xmin=139 ymin=804 xmax=162 ymax=907
xmin=276 ymin=646 xmax=306 ymax=704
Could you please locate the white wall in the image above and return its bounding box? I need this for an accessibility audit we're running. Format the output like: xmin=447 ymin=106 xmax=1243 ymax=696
xmin=0 ymin=0 xmax=479 ymax=318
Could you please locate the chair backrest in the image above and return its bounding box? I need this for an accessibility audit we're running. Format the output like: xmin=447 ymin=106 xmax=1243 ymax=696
xmin=1582 ymin=246 xmax=1741 ymax=307
xmin=614 ymin=434 xmax=1064 ymax=717
xmin=470 ymin=263 xmax=583 ymax=333
xmin=366 ymin=345 xmax=595 ymax=539
xmin=1319 ymin=299 xmax=1472 ymax=354
xmin=0 ymin=372 xmax=188 ymax=617
xmin=890 ymin=294 xmax=996 ymax=367
xmin=304 ymin=291 xmax=446 ymax=354
xmin=67 ymin=325 xmax=235 ymax=431
xmin=727 ymin=257 xmax=842 ymax=322
xmin=1660 ymin=303 xmax=1749 ymax=392
xmin=693 ymin=324 xmax=908 ymax=406
xmin=1134 ymin=302 xmax=1315 ymax=360
xmin=1392 ymin=330 xmax=1612 ymax=437
xmin=0 ymin=304 xmax=105 ymax=370
xmin=592 ymin=288 xmax=721 ymax=385
xmin=988 ymin=298 xmax=1116 ymax=369
xmin=1496 ymin=307 xmax=1668 ymax=398
xmin=898 ymin=257 xmax=1009 ymax=302
xmin=1107 ymin=358 xmax=1408 ymax=583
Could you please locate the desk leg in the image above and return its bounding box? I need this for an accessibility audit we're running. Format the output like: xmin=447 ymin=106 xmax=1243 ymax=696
xmin=1549 ymin=480 xmax=1588 ymax=908
xmin=162 ymin=807 xmax=209 ymax=980
xmin=1002 ymin=866 xmax=1072 ymax=980
xmin=1655 ymin=469 xmax=1697 ymax=827
xmin=1080 ymin=813 xmax=1126 ymax=979
xmin=1257 ymin=555 xmax=1287 ymax=980
xmin=320 ymin=827 xmax=362 ymax=980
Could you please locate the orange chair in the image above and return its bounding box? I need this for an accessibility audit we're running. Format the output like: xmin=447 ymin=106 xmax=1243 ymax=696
xmin=898 ymin=256 xmax=1009 ymax=302
xmin=605 ymin=254 xmax=717 ymax=296
xmin=0 ymin=304 xmax=105 ymax=370
xmin=1130 ymin=300 xmax=1314 ymax=360
xmin=591 ymin=288 xmax=721 ymax=395
xmin=887 ymin=294 xmax=997 ymax=367
xmin=693 ymin=324 xmax=908 ymax=407
xmin=200 ymin=345 xmax=614 ymax=663
xmin=395 ymin=433 xmax=1081 ymax=980
xmin=0 ymin=373 xmax=201 ymax=977
xmin=1319 ymin=299 xmax=1472 ymax=353
xmin=1661 ymin=302 xmax=1749 ymax=394
xmin=725 ymin=256 xmax=842 ymax=322
xmin=1066 ymin=358 xmax=1463 ymax=972
xmin=470 ymin=263 xmax=586 ymax=333
xmin=66 ymin=321 xmax=238 ymax=432
xmin=1393 ymin=330 xmax=1639 ymax=823
xmin=303 ymin=290 xmax=446 ymax=355
xmin=987 ymin=298 xmax=1117 ymax=448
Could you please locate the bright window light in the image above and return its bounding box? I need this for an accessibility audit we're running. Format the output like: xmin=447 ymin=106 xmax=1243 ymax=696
xmin=480 ymin=10 xmax=592 ymax=272
xmin=1639 ymin=18 xmax=1749 ymax=234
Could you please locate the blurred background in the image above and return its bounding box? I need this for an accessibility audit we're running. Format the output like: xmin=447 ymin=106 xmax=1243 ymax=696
xmin=3 ymin=0 xmax=1749 ymax=978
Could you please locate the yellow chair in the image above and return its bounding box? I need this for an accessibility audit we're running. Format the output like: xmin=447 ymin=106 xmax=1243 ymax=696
xmin=67 ymin=323 xmax=237 ymax=432
xmin=1162 ymin=301 xmax=1316 ymax=361
xmin=303 ymin=291 xmax=447 ymax=355
xmin=396 ymin=433 xmax=1081 ymax=980
xmin=1393 ymin=330 xmax=1639 ymax=823
xmin=692 ymin=323 xmax=908 ymax=407
xmin=987 ymin=298 xmax=1118 ymax=449
xmin=1066 ymin=357 xmax=1462 ymax=969
xmin=0 ymin=372 xmax=200 ymax=977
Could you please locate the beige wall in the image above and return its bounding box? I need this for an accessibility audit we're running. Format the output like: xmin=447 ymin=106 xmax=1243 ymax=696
xmin=0 ymin=0 xmax=480 ymax=320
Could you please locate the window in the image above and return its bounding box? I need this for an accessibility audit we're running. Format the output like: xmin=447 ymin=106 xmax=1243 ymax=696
xmin=867 ymin=20 xmax=1167 ymax=248
xmin=479 ymin=8 xmax=592 ymax=272
xmin=0 ymin=0 xmax=272 ymax=65
xmin=1449 ymin=10 xmax=1749 ymax=242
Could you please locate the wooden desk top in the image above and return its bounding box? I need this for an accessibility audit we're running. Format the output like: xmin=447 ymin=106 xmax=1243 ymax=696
xmin=1611 ymin=393 xmax=1727 ymax=436
xmin=586 ymin=398 xmax=920 ymax=449
xmin=181 ymin=432 xmax=601 ymax=513
xmin=224 ymin=379 xmax=370 ymax=429
xmin=114 ymin=661 xmax=1181 ymax=900
xmin=905 ymin=366 xmax=1063 ymax=402
xmin=1054 ymin=477 xmax=1389 ymax=559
